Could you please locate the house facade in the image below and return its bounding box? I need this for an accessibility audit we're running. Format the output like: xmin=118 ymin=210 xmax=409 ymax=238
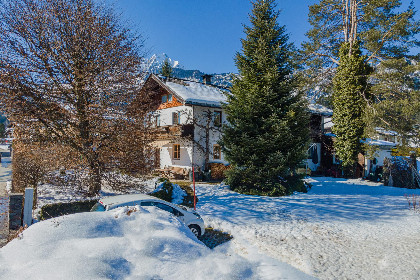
xmin=141 ymin=74 xmax=347 ymax=179
xmin=142 ymin=74 xmax=229 ymax=174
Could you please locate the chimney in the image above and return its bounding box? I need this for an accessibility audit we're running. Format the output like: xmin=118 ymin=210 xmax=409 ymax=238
xmin=202 ymin=74 xmax=213 ymax=85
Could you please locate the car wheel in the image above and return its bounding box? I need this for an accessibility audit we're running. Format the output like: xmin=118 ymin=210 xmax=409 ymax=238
xmin=188 ymin=225 xmax=201 ymax=238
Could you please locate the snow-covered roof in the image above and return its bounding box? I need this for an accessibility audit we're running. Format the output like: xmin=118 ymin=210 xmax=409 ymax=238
xmin=324 ymin=117 xmax=333 ymax=129
xmin=165 ymin=81 xmax=228 ymax=108
xmin=363 ymin=138 xmax=397 ymax=147
xmin=308 ymin=103 xmax=333 ymax=116
xmin=375 ymin=127 xmax=398 ymax=136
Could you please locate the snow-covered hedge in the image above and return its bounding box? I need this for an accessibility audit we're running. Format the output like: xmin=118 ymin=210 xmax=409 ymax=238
xmin=150 ymin=179 xmax=195 ymax=207
xmin=39 ymin=200 xmax=98 ymax=220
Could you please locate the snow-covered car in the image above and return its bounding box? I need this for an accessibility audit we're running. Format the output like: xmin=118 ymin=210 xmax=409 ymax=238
xmin=91 ymin=194 xmax=205 ymax=237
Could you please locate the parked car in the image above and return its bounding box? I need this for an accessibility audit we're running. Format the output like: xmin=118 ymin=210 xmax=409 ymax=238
xmin=91 ymin=194 xmax=205 ymax=237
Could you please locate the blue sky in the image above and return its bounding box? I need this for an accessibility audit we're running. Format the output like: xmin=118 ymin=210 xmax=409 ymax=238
xmin=109 ymin=0 xmax=419 ymax=74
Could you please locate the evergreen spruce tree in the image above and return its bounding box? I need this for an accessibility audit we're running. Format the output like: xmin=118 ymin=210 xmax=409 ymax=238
xmin=302 ymin=0 xmax=419 ymax=170
xmin=160 ymin=58 xmax=173 ymax=78
xmin=221 ymin=0 xmax=310 ymax=196
xmin=332 ymin=42 xmax=372 ymax=174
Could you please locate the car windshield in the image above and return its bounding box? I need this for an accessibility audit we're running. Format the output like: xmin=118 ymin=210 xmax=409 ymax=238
xmin=90 ymin=203 xmax=106 ymax=212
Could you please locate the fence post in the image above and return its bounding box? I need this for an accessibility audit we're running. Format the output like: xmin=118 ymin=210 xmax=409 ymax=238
xmin=23 ymin=188 xmax=34 ymax=227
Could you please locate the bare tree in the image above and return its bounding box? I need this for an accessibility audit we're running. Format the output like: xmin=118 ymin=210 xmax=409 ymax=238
xmin=0 ymin=0 xmax=148 ymax=195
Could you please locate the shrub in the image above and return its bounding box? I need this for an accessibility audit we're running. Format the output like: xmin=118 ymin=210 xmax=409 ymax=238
xmin=228 ymin=171 xmax=310 ymax=197
xmin=39 ymin=200 xmax=98 ymax=220
xmin=150 ymin=179 xmax=173 ymax=202
xmin=405 ymin=194 xmax=420 ymax=213
xmin=150 ymin=179 xmax=197 ymax=208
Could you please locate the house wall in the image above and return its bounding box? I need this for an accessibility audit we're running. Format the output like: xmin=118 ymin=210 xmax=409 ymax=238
xmin=156 ymin=105 xmax=229 ymax=170
xmin=156 ymin=105 xmax=193 ymax=127
xmin=364 ymin=147 xmax=393 ymax=176
xmin=160 ymin=139 xmax=193 ymax=169
xmin=192 ymin=106 xmax=228 ymax=169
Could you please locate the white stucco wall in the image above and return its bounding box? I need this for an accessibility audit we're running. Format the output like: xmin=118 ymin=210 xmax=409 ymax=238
xmin=364 ymin=147 xmax=393 ymax=175
xmin=192 ymin=106 xmax=228 ymax=169
xmin=156 ymin=105 xmax=193 ymax=127
xmin=156 ymin=105 xmax=228 ymax=170
xmin=159 ymin=140 xmax=193 ymax=170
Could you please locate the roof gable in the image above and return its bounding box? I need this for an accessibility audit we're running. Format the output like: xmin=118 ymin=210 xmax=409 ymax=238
xmin=145 ymin=74 xmax=228 ymax=108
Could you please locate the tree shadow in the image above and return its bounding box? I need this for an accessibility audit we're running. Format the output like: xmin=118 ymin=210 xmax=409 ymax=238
xmin=196 ymin=177 xmax=420 ymax=224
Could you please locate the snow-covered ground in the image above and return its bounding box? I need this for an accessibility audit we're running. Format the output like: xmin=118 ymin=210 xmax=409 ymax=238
xmin=0 ymin=206 xmax=312 ymax=279
xmin=196 ymin=177 xmax=420 ymax=280
xmin=1 ymin=176 xmax=419 ymax=279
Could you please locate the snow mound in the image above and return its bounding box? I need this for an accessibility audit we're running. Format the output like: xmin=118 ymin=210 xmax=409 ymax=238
xmin=0 ymin=207 xmax=312 ymax=279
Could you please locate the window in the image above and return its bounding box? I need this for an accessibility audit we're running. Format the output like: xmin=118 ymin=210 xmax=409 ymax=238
xmin=152 ymin=202 xmax=183 ymax=217
xmin=161 ymin=95 xmax=167 ymax=103
xmin=172 ymin=112 xmax=180 ymax=125
xmin=214 ymin=111 xmax=222 ymax=127
xmin=213 ymin=144 xmax=221 ymax=160
xmin=168 ymin=94 xmax=173 ymax=102
xmin=91 ymin=203 xmax=106 ymax=212
xmin=173 ymin=144 xmax=180 ymax=160
xmin=154 ymin=202 xmax=174 ymax=213
xmin=156 ymin=115 xmax=160 ymax=127
xmin=140 ymin=201 xmax=153 ymax=206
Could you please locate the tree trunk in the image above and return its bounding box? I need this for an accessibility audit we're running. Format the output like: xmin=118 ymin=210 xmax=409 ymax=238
xmin=88 ymin=153 xmax=101 ymax=196
xmin=204 ymin=123 xmax=210 ymax=171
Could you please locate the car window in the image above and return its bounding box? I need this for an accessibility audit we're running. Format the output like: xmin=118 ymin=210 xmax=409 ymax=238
xmin=91 ymin=203 xmax=106 ymax=212
xmin=140 ymin=201 xmax=153 ymax=206
xmin=172 ymin=208 xmax=184 ymax=217
xmin=154 ymin=202 xmax=174 ymax=214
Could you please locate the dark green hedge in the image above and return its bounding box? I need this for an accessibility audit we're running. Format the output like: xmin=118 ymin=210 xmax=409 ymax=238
xmin=39 ymin=200 xmax=98 ymax=220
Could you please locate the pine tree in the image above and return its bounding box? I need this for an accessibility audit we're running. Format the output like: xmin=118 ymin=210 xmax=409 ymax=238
xmin=221 ymin=0 xmax=310 ymax=196
xmin=161 ymin=58 xmax=173 ymax=78
xmin=302 ymin=0 xmax=419 ymax=170
xmin=332 ymin=42 xmax=372 ymax=173
xmin=367 ymin=58 xmax=420 ymax=149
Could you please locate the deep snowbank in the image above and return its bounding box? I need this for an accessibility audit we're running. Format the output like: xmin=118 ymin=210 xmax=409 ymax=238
xmin=0 ymin=206 xmax=313 ymax=280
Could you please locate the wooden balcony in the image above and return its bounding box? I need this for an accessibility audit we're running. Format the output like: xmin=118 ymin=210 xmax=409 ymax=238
xmin=155 ymin=124 xmax=194 ymax=140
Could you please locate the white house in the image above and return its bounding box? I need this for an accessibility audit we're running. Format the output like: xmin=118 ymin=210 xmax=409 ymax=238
xmin=141 ymin=74 xmax=339 ymax=179
xmin=141 ymin=74 xmax=229 ymax=177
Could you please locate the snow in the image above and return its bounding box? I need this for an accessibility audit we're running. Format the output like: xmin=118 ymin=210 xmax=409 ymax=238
xmin=171 ymin=184 xmax=187 ymax=205
xmin=308 ymin=103 xmax=333 ymax=116
xmin=5 ymin=181 xmax=11 ymax=193
xmin=152 ymin=182 xmax=187 ymax=205
xmin=375 ymin=127 xmax=399 ymax=136
xmin=195 ymin=177 xmax=420 ymax=280
xmin=166 ymin=81 xmax=227 ymax=107
xmin=0 ymin=145 xmax=9 ymax=151
xmin=0 ymin=206 xmax=312 ymax=280
xmin=34 ymin=175 xmax=158 ymax=218
xmin=3 ymin=175 xmax=420 ymax=279
xmin=364 ymin=138 xmax=397 ymax=147
xmin=323 ymin=117 xmax=333 ymax=129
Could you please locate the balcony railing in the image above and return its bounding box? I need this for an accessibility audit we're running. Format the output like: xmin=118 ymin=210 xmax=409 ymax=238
xmin=155 ymin=124 xmax=194 ymax=140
